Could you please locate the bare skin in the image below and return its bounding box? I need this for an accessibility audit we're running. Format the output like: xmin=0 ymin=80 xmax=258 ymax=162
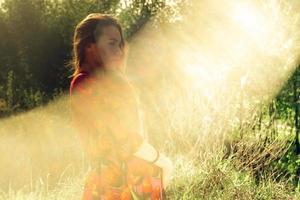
xmin=81 ymin=25 xmax=127 ymax=74
xmin=77 ymin=24 xmax=173 ymax=189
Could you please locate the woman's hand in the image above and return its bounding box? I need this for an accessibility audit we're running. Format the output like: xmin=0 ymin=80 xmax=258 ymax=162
xmin=133 ymin=140 xmax=174 ymax=189
xmin=154 ymin=152 xmax=173 ymax=189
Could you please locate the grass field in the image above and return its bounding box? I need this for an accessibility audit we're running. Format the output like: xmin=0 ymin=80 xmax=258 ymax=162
xmin=0 ymin=94 xmax=299 ymax=200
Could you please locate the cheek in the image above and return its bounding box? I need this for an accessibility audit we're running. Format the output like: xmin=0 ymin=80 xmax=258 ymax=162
xmin=101 ymin=46 xmax=114 ymax=58
xmin=94 ymin=47 xmax=107 ymax=63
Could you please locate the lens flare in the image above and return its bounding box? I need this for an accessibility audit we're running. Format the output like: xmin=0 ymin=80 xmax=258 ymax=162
xmin=0 ymin=0 xmax=300 ymax=193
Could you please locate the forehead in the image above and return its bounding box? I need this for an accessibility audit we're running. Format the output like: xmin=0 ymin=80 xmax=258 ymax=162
xmin=101 ymin=25 xmax=121 ymax=40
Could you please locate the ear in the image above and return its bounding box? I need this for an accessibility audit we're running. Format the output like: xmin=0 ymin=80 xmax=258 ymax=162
xmin=85 ymin=43 xmax=98 ymax=57
xmin=87 ymin=43 xmax=103 ymax=65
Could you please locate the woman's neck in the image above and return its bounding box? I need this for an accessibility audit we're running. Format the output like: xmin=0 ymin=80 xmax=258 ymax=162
xmin=80 ymin=62 xmax=97 ymax=74
xmin=80 ymin=62 xmax=125 ymax=80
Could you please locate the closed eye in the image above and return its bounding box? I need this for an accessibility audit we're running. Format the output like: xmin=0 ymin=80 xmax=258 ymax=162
xmin=109 ymin=38 xmax=121 ymax=46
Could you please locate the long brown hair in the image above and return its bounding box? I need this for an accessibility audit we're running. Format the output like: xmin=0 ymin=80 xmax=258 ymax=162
xmin=68 ymin=13 xmax=125 ymax=78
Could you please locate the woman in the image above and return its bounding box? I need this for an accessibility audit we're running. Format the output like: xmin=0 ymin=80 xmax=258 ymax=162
xmin=69 ymin=13 xmax=173 ymax=199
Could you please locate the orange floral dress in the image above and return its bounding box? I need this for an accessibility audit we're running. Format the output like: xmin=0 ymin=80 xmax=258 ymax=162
xmin=69 ymin=70 xmax=165 ymax=200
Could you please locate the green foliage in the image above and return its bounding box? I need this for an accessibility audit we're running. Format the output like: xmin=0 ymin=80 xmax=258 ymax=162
xmin=23 ymin=88 xmax=45 ymax=109
xmin=117 ymin=0 xmax=166 ymax=40
xmin=3 ymin=70 xmax=20 ymax=114
xmin=0 ymin=0 xmax=175 ymax=117
xmin=166 ymin=152 xmax=298 ymax=200
xmin=273 ymin=141 xmax=300 ymax=186
xmin=275 ymin=67 xmax=300 ymax=121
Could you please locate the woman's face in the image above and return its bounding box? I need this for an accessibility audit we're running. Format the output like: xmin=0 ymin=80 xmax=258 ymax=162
xmin=94 ymin=25 xmax=125 ymax=72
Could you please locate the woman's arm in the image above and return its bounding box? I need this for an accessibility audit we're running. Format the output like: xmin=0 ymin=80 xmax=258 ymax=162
xmin=70 ymin=71 xmax=173 ymax=188
xmin=70 ymin=71 xmax=145 ymax=160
